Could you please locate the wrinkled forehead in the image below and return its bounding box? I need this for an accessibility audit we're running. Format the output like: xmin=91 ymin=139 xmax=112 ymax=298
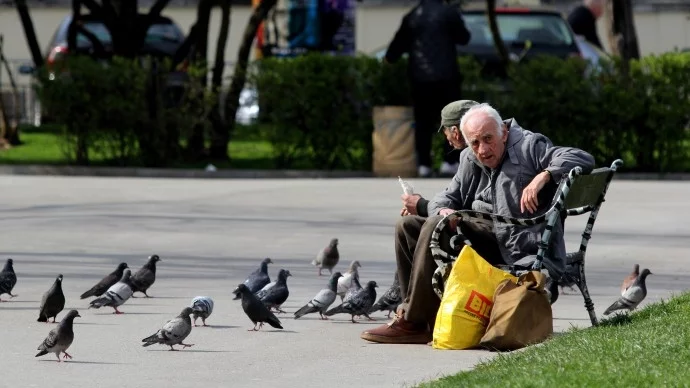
xmin=462 ymin=114 xmax=500 ymax=140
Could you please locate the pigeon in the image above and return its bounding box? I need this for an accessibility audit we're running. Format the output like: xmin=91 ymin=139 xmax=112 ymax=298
xmin=621 ymin=264 xmax=640 ymax=295
xmin=37 ymin=274 xmax=66 ymax=323
xmin=234 ymin=283 xmax=283 ymax=331
xmin=294 ymin=272 xmax=343 ymax=320
xmin=603 ymin=268 xmax=653 ymax=315
xmin=312 ymin=238 xmax=340 ymax=276
xmin=255 ymin=269 xmax=292 ymax=313
xmin=233 ymin=257 xmax=273 ymax=299
xmin=369 ymin=273 xmax=402 ymax=318
xmin=130 ymin=255 xmax=161 ymax=297
xmin=80 ymin=262 xmax=129 ymax=299
xmin=337 ymin=260 xmax=362 ymax=301
xmin=325 ymin=280 xmax=378 ymax=323
xmin=88 ymin=269 xmax=134 ymax=314
xmin=0 ymin=258 xmax=18 ymax=301
xmin=35 ymin=310 xmax=81 ymax=362
xmin=191 ymin=296 xmax=214 ymax=327
xmin=142 ymin=307 xmax=195 ymax=351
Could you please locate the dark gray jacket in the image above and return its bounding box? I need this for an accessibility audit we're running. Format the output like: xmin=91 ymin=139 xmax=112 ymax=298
xmin=385 ymin=0 xmax=471 ymax=83
xmin=424 ymin=119 xmax=595 ymax=276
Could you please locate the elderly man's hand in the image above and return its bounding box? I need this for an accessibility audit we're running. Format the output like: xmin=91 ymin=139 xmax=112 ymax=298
xmin=520 ymin=171 xmax=551 ymax=214
xmin=400 ymin=194 xmax=422 ymax=216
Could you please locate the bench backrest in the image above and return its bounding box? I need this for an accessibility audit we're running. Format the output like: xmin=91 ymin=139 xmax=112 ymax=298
xmin=561 ymin=167 xmax=616 ymax=211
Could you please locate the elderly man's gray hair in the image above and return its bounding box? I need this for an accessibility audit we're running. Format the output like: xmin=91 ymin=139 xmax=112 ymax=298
xmin=459 ymin=103 xmax=505 ymax=142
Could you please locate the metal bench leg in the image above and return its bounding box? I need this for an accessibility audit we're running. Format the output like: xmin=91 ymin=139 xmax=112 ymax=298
xmin=574 ymin=257 xmax=598 ymax=326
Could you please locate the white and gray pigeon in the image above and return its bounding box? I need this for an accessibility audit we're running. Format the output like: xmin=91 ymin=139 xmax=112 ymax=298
xmin=337 ymin=260 xmax=361 ymax=301
xmin=369 ymin=273 xmax=402 ymax=318
xmin=130 ymin=255 xmax=161 ymax=297
xmin=294 ymin=272 xmax=343 ymax=320
xmin=233 ymin=257 xmax=273 ymax=299
xmin=324 ymin=280 xmax=378 ymax=323
xmin=37 ymin=274 xmax=66 ymax=323
xmin=0 ymin=258 xmax=18 ymax=301
xmin=191 ymin=296 xmax=214 ymax=327
xmin=255 ymin=269 xmax=292 ymax=313
xmin=35 ymin=310 xmax=81 ymax=362
xmin=603 ymin=268 xmax=653 ymax=315
xmin=142 ymin=307 xmax=195 ymax=351
xmin=88 ymin=269 xmax=134 ymax=314
xmin=312 ymin=238 xmax=340 ymax=276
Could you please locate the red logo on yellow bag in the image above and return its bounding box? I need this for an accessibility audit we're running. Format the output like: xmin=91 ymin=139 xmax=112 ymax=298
xmin=465 ymin=290 xmax=492 ymax=321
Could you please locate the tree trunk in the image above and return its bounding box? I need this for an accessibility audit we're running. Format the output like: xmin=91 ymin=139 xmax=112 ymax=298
xmin=208 ymin=0 xmax=232 ymax=160
xmin=224 ymin=0 xmax=278 ymax=156
xmin=15 ymin=0 xmax=44 ymax=69
xmin=486 ymin=0 xmax=509 ymax=71
xmin=185 ymin=0 xmax=213 ymax=159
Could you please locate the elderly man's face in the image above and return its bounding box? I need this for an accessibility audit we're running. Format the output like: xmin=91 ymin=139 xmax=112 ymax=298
xmin=463 ymin=114 xmax=508 ymax=169
xmin=443 ymin=126 xmax=465 ymax=149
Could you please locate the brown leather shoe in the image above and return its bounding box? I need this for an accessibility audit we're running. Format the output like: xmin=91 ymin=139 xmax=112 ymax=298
xmin=360 ymin=316 xmax=432 ymax=344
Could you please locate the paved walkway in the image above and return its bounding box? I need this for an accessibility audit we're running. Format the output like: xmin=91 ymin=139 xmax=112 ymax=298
xmin=0 ymin=176 xmax=688 ymax=388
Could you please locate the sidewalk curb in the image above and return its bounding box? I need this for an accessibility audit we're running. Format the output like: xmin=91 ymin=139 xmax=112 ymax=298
xmin=0 ymin=164 xmax=689 ymax=180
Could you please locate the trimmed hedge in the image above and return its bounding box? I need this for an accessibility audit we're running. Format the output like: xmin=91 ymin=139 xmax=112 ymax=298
xmin=250 ymin=52 xmax=690 ymax=172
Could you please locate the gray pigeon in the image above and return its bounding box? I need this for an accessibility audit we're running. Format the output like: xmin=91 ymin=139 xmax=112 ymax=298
xmin=324 ymin=280 xmax=378 ymax=323
xmin=80 ymin=262 xmax=129 ymax=299
xmin=369 ymin=273 xmax=402 ymax=318
xmin=191 ymin=296 xmax=214 ymax=327
xmin=234 ymin=283 xmax=283 ymax=331
xmin=233 ymin=257 xmax=273 ymax=299
xmin=142 ymin=307 xmax=195 ymax=351
xmin=37 ymin=274 xmax=66 ymax=323
xmin=255 ymin=269 xmax=292 ymax=313
xmin=604 ymin=268 xmax=653 ymax=315
xmin=130 ymin=255 xmax=161 ymax=297
xmin=337 ymin=260 xmax=362 ymax=301
xmin=88 ymin=269 xmax=134 ymax=314
xmin=35 ymin=310 xmax=81 ymax=362
xmin=312 ymin=238 xmax=340 ymax=276
xmin=0 ymin=258 xmax=18 ymax=301
xmin=294 ymin=272 xmax=343 ymax=320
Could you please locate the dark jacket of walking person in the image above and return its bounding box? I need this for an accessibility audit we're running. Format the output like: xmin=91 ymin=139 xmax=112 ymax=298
xmin=384 ymin=0 xmax=472 ymax=177
xmin=567 ymin=0 xmax=604 ymax=49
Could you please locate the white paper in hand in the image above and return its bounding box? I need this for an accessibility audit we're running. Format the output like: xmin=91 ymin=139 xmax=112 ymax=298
xmin=398 ymin=176 xmax=414 ymax=195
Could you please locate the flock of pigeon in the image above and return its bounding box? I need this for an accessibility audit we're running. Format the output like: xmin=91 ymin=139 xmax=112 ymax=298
xmin=0 ymin=237 xmax=403 ymax=362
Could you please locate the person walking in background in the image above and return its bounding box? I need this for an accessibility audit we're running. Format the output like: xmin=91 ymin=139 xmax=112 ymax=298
xmin=567 ymin=0 xmax=604 ymax=49
xmin=384 ymin=0 xmax=471 ymax=178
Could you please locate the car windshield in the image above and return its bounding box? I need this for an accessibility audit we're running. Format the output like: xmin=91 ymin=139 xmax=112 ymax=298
xmin=462 ymin=13 xmax=574 ymax=47
xmin=77 ymin=22 xmax=183 ymax=45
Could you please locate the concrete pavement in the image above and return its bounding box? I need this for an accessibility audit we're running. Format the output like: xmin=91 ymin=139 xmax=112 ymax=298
xmin=0 ymin=176 xmax=688 ymax=388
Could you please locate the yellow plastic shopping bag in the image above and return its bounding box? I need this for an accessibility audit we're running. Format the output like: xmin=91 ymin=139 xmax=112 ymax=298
xmin=432 ymin=245 xmax=517 ymax=350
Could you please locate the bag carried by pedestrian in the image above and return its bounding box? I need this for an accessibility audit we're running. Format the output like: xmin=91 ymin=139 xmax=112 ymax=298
xmin=432 ymin=245 xmax=517 ymax=350
xmin=479 ymin=270 xmax=553 ymax=351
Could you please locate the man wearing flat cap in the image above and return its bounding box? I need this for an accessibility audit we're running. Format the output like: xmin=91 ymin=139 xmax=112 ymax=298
xmin=361 ymin=100 xmax=595 ymax=344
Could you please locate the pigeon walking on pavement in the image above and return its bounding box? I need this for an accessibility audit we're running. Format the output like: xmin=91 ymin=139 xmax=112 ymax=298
xmin=35 ymin=310 xmax=81 ymax=362
xmin=234 ymin=283 xmax=283 ymax=331
xmin=130 ymin=255 xmax=161 ymax=298
xmin=142 ymin=307 xmax=195 ymax=351
xmin=603 ymin=268 xmax=653 ymax=315
xmin=312 ymin=238 xmax=340 ymax=276
xmin=621 ymin=264 xmax=640 ymax=295
xmin=37 ymin=274 xmax=66 ymax=323
xmin=255 ymin=269 xmax=292 ymax=313
xmin=369 ymin=273 xmax=402 ymax=318
xmin=190 ymin=296 xmax=214 ymax=327
xmin=0 ymin=258 xmax=18 ymax=301
xmin=88 ymin=269 xmax=134 ymax=314
xmin=325 ymin=280 xmax=378 ymax=323
xmin=234 ymin=257 xmax=273 ymax=299
xmin=294 ymin=272 xmax=343 ymax=320
xmin=337 ymin=260 xmax=361 ymax=301
xmin=80 ymin=262 xmax=129 ymax=299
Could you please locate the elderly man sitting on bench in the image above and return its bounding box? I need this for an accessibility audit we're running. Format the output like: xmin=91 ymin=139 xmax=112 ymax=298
xmin=361 ymin=102 xmax=595 ymax=345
